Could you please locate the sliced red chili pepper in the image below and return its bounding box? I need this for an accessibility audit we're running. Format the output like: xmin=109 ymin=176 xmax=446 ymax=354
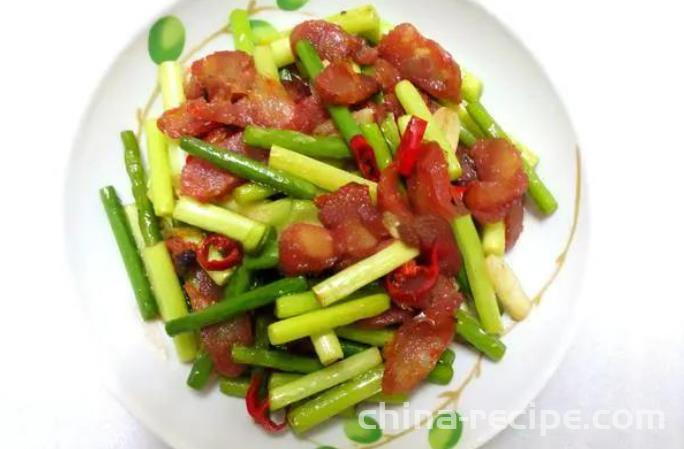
xmin=246 ymin=373 xmax=262 ymax=417
xmin=350 ymin=134 xmax=380 ymax=181
xmin=384 ymin=244 xmax=440 ymax=307
xmin=395 ymin=116 xmax=428 ymax=177
xmin=246 ymin=372 xmax=287 ymax=432
xmin=450 ymin=184 xmax=469 ymax=202
xmin=196 ymin=234 xmax=243 ymax=271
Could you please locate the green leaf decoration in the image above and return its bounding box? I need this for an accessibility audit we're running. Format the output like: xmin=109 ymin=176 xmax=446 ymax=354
xmin=428 ymin=411 xmax=463 ymax=449
xmin=277 ymin=0 xmax=309 ymax=11
xmin=316 ymin=447 xmax=338 ymax=449
xmin=249 ymin=19 xmax=281 ymax=45
xmin=148 ymin=16 xmax=186 ymax=64
xmin=343 ymin=415 xmax=383 ymax=444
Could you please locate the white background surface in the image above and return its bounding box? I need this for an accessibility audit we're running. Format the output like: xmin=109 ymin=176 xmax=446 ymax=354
xmin=0 ymin=0 xmax=682 ymax=448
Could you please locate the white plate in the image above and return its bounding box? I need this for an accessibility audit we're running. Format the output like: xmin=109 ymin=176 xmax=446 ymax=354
xmin=65 ymin=1 xmax=588 ymax=448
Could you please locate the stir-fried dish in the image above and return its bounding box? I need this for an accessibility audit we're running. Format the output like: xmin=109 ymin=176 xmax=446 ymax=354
xmin=99 ymin=4 xmax=557 ymax=434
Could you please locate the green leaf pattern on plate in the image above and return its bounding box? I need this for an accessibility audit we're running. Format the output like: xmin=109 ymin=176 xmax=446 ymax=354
xmin=343 ymin=415 xmax=383 ymax=444
xmin=428 ymin=411 xmax=463 ymax=449
xmin=277 ymin=0 xmax=309 ymax=11
xmin=148 ymin=16 xmax=186 ymax=64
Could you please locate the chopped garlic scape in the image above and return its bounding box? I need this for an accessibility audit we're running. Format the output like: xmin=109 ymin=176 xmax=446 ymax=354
xmin=482 ymin=221 xmax=506 ymax=257
xmin=485 ymin=255 xmax=531 ymax=321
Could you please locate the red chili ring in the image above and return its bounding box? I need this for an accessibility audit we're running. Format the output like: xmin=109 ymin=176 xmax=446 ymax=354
xmin=384 ymin=245 xmax=440 ymax=306
xmin=350 ymin=134 xmax=381 ymax=181
xmin=450 ymin=184 xmax=469 ymax=202
xmin=246 ymin=373 xmax=287 ymax=432
xmin=196 ymin=234 xmax=243 ymax=271
xmin=396 ymin=116 xmax=428 ymax=177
